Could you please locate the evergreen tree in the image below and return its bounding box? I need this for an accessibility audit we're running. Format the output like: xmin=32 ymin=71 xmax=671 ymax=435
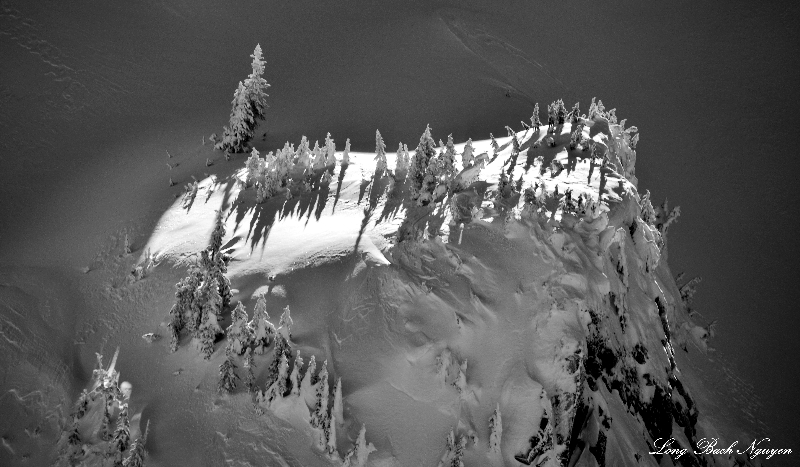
xmin=342 ymin=138 xmax=351 ymax=166
xmin=326 ymin=415 xmax=338 ymax=457
xmin=569 ymin=102 xmax=581 ymax=124
xmin=111 ymin=404 xmax=131 ymax=459
xmin=555 ymin=99 xmax=567 ymax=125
xmin=289 ymin=352 xmax=304 ymax=396
xmin=300 ymin=354 xmax=317 ymax=406
xmin=310 ymin=360 xmax=330 ymax=431
xmin=249 ymin=294 xmax=275 ymax=354
xmin=278 ymin=305 xmax=293 ymax=341
xmin=121 ymin=422 xmax=148 ymax=467
xmin=394 ymin=142 xmax=407 ymax=176
xmin=409 ymin=125 xmax=437 ymax=204
xmin=295 ymin=136 xmax=311 ymax=170
xmin=275 ymin=353 xmax=290 ymax=397
xmin=374 ymin=130 xmax=387 ymax=176
xmin=210 ymin=211 xmax=226 ymax=255
xmin=461 ymin=138 xmax=474 ymax=169
xmin=312 ymin=140 xmax=324 ymax=170
xmin=342 ymin=424 xmax=376 ymax=467
xmin=266 ymin=335 xmax=292 ymax=389
xmin=218 ymin=356 xmax=239 ymax=393
xmin=197 ymin=277 xmax=224 ymax=359
xmin=226 ymin=301 xmax=252 ymax=356
xmin=442 ymin=134 xmax=457 ymax=183
xmin=332 ymin=377 xmax=343 ymax=426
xmin=488 ymin=403 xmax=502 ymax=456
xmin=216 ymin=45 xmax=270 ymax=154
xmin=531 ymin=103 xmax=542 ymax=129
xmin=324 ymin=132 xmax=336 ymax=167
xmin=245 ymin=148 xmax=264 ymax=187
xmin=243 ymin=348 xmax=256 ymax=393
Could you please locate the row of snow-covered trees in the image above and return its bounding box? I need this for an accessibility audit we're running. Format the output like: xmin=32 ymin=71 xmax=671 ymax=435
xmin=57 ymin=350 xmax=148 ymax=467
xmin=213 ymin=295 xmax=374 ymax=466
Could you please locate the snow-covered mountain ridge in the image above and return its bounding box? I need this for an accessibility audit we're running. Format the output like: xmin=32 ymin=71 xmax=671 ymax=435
xmin=119 ymin=98 xmax=763 ymax=466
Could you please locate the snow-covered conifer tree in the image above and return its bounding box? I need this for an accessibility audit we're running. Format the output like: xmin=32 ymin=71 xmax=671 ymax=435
xmin=218 ymin=356 xmax=239 ymax=393
xmin=332 ymin=377 xmax=343 ymax=426
xmin=209 ymin=210 xmax=226 ymax=255
xmin=312 ymin=140 xmax=324 ymax=170
xmin=531 ymin=103 xmax=542 ymax=129
xmin=278 ymin=305 xmax=293 ymax=341
xmin=216 ymin=45 xmax=270 ymax=153
xmin=245 ymin=148 xmax=264 ymax=187
xmin=342 ymin=138 xmax=351 ymax=166
xmin=324 ymin=132 xmax=336 ymax=167
xmin=300 ymin=354 xmax=317 ymax=406
xmin=374 ymin=130 xmax=387 ymax=176
xmin=111 ymin=404 xmax=131 ymax=459
xmin=121 ymin=422 xmax=148 ymax=467
xmin=342 ymin=424 xmax=376 ymax=467
xmin=290 ymin=352 xmax=304 ymax=396
xmin=264 ymin=352 xmax=289 ymax=401
xmin=310 ymin=360 xmax=330 ymax=431
xmin=409 ymin=125 xmax=438 ymax=204
xmin=394 ymin=142 xmax=407 ymax=177
xmin=488 ymin=403 xmax=502 ymax=457
xmin=461 ymin=138 xmax=474 ymax=169
xmin=442 ymin=134 xmax=457 ymax=183
xmin=249 ymin=294 xmax=275 ymax=354
xmin=490 ymin=133 xmax=499 ymax=154
xmin=243 ymin=348 xmax=256 ymax=392
xmin=569 ymin=102 xmax=581 ymax=124
xmin=325 ymin=416 xmax=338 ymax=458
xmin=225 ymin=301 xmax=252 ymax=356
xmin=295 ymin=136 xmax=311 ymax=170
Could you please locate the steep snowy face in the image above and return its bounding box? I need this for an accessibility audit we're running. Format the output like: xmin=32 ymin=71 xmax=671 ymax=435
xmin=123 ymin=107 xmax=757 ymax=466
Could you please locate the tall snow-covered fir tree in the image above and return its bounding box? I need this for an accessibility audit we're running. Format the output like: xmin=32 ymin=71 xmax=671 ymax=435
xmin=243 ymin=348 xmax=256 ymax=392
xmin=266 ymin=335 xmax=292 ymax=389
xmin=488 ymin=403 xmax=502 ymax=457
xmin=342 ymin=424 xmax=376 ymax=467
xmin=342 ymin=138 xmax=351 ymax=166
xmin=278 ymin=305 xmax=293 ymax=341
xmin=461 ymin=138 xmax=474 ymax=169
xmin=300 ymin=354 xmax=317 ymax=407
xmin=225 ymin=301 xmax=252 ymax=356
xmin=310 ymin=360 xmax=330 ymax=434
xmin=216 ymin=44 xmax=270 ymax=153
xmin=289 ymin=352 xmax=304 ymax=396
xmin=374 ymin=129 xmax=387 ymax=176
xmin=531 ymin=102 xmax=542 ymax=129
xmin=409 ymin=125 xmax=437 ymax=205
xmin=249 ymin=294 xmax=275 ymax=354
xmin=209 ymin=210 xmax=226 ymax=255
xmin=121 ymin=422 xmax=148 ymax=467
xmin=218 ymin=356 xmax=239 ymax=393
xmin=332 ymin=377 xmax=343 ymax=426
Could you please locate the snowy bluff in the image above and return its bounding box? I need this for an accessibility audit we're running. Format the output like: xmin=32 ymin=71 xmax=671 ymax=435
xmin=29 ymin=48 xmax=757 ymax=466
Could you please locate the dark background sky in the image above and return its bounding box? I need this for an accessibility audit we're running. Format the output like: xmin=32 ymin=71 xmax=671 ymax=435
xmin=2 ymin=0 xmax=798 ymax=458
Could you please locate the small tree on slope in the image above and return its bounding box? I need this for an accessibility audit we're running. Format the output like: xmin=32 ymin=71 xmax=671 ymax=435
xmin=249 ymin=294 xmax=276 ymax=354
xmin=374 ymin=129 xmax=388 ymax=176
xmin=226 ymin=301 xmax=252 ymax=356
xmin=216 ymin=44 xmax=270 ymax=153
xmin=342 ymin=424 xmax=376 ymax=467
xmin=488 ymin=403 xmax=502 ymax=457
xmin=121 ymin=421 xmax=148 ymax=467
xmin=218 ymin=356 xmax=239 ymax=393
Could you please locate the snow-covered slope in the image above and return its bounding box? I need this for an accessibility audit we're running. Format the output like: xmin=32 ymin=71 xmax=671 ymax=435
xmin=64 ymin=106 xmax=757 ymax=466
